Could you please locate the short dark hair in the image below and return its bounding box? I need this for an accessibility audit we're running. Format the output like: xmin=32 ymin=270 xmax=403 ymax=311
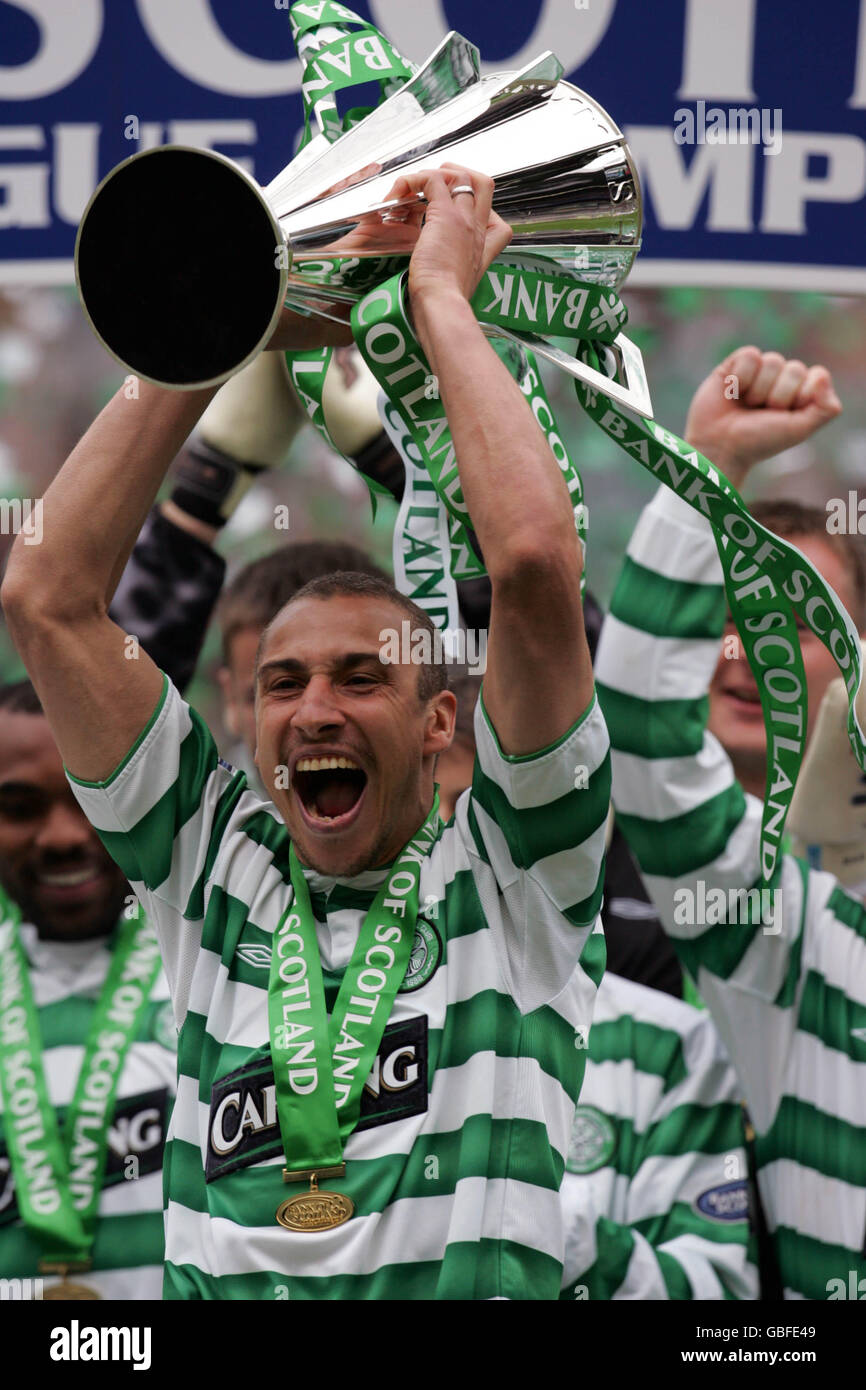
xmin=0 ymin=679 xmax=43 ymax=716
xmin=750 ymin=499 xmax=866 ymax=627
xmin=258 ymin=570 xmax=449 ymax=702
xmin=219 ymin=540 xmax=388 ymax=661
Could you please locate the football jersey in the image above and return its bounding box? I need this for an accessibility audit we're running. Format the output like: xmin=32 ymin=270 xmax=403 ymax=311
xmin=69 ymin=676 xmax=611 ymax=1300
xmin=0 ymin=921 xmax=176 ymax=1298
xmin=561 ymin=971 xmax=757 ymax=1300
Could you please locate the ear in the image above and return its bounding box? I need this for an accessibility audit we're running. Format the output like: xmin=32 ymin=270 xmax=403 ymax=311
xmin=423 ymin=689 xmax=457 ymax=759
xmin=217 ymin=665 xmax=240 ymax=739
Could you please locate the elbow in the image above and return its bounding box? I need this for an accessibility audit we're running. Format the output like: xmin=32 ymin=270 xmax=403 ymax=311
xmin=2 ymin=549 xmax=103 ymax=655
xmin=2 ymin=569 xmax=50 ymax=660
xmin=1 ymin=551 xmax=37 ymax=641
xmin=487 ymin=522 xmax=582 ymax=591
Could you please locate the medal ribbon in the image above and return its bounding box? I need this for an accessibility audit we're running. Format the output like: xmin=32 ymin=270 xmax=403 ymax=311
xmin=0 ymin=894 xmax=161 ymax=1262
xmin=350 ymin=270 xmax=866 ymax=889
xmin=268 ymin=799 xmax=440 ymax=1171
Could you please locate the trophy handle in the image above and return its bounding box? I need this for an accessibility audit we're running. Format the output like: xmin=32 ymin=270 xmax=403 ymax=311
xmin=482 ymin=323 xmax=653 ymax=420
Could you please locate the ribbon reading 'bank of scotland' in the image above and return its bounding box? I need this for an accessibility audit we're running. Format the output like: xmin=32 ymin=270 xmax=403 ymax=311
xmin=281 ymin=2 xmax=586 ymax=610
xmin=281 ymin=1 xmax=866 ymax=885
xmin=350 ymin=270 xmax=866 ymax=889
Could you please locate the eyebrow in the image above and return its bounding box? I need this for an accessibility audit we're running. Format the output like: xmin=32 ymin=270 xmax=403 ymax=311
xmin=257 ymin=652 xmax=386 ymax=682
xmin=0 ymin=781 xmax=41 ymax=795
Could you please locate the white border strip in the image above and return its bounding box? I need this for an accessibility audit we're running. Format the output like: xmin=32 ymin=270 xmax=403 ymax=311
xmin=628 ymin=259 xmax=866 ymax=296
xmin=0 ymin=260 xmax=75 ymax=286
xmin=3 ymin=257 xmax=866 ymax=298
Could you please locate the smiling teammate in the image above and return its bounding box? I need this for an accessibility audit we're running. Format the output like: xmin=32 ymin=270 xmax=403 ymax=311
xmin=3 ymin=165 xmax=610 ymax=1300
xmin=0 ymin=682 xmax=176 ymax=1299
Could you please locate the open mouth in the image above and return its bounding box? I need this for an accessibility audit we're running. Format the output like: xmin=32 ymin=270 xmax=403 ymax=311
xmin=292 ymin=755 xmax=368 ymax=830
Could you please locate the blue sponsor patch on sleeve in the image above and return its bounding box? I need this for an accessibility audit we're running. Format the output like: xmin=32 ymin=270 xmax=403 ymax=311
xmin=695 ymin=1179 xmax=750 ymax=1222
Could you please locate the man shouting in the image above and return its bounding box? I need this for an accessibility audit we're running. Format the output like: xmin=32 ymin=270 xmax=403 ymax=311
xmin=3 ymin=166 xmax=609 ymax=1300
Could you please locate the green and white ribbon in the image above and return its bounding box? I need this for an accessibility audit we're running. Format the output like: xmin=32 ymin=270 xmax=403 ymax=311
xmin=350 ymin=269 xmax=866 ymax=888
xmin=0 ymin=895 xmax=160 ymax=1263
xmin=352 ymin=280 xmax=588 ymax=584
xmin=281 ymin=1 xmax=866 ymax=883
xmin=380 ymin=394 xmax=462 ymax=640
xmin=269 ymin=800 xmax=439 ymax=1170
xmin=284 ymin=1 xmax=416 ymax=519
xmin=290 ymin=0 xmax=414 ymax=145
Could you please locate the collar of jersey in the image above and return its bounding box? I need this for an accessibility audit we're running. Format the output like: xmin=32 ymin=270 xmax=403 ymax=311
xmin=300 ymin=863 xmax=394 ymax=896
xmin=18 ymin=920 xmax=114 ymax=992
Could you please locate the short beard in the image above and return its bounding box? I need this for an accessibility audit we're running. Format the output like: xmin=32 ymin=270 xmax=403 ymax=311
xmin=295 ymin=823 xmax=400 ymax=879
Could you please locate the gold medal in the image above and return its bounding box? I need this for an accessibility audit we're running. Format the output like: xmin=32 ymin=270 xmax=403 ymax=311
xmin=40 ymin=1261 xmax=101 ymax=1299
xmin=276 ymin=1166 xmax=354 ymax=1232
xmin=43 ymin=1279 xmax=101 ymax=1300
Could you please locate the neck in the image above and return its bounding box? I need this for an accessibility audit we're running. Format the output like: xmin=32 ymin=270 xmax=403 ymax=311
xmin=374 ymin=791 xmax=439 ymax=867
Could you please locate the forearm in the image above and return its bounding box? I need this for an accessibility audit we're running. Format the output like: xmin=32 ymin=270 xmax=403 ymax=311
xmin=412 ymin=290 xmax=591 ymax=751
xmin=412 ymin=292 xmax=579 ymax=580
xmin=5 ymin=380 xmax=218 ymax=629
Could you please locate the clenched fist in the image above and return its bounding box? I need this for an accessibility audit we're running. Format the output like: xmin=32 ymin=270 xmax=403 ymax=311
xmin=684 ymin=346 xmax=842 ymax=490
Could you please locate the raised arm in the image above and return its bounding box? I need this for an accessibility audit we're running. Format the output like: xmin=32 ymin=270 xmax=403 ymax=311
xmin=403 ymin=167 xmax=593 ymax=755
xmin=594 ymin=350 xmax=844 ymax=1123
xmin=2 ymin=383 xmax=219 ymax=780
xmin=1 ymin=320 xmax=335 ymax=781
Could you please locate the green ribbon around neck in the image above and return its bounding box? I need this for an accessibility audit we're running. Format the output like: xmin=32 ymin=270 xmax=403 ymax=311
xmin=268 ymin=799 xmax=440 ymax=1172
xmin=0 ymin=893 xmax=160 ymax=1264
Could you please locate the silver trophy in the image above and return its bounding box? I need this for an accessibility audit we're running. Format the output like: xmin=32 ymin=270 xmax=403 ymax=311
xmin=75 ymin=32 xmax=650 ymax=415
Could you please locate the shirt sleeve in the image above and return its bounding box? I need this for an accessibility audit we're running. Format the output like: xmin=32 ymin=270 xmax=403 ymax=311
xmin=66 ymin=676 xmax=252 ymax=1024
xmin=455 ymin=689 xmax=610 ymax=1012
xmin=593 ymin=485 xmax=816 ymax=1129
xmin=560 ymin=978 xmax=759 ymax=1301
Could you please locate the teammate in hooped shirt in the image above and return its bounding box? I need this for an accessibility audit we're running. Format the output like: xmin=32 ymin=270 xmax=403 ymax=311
xmin=0 ymin=681 xmax=176 ymax=1299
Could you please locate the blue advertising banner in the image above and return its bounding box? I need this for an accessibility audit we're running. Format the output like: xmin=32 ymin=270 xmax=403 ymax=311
xmin=2 ymin=0 xmax=866 ymax=291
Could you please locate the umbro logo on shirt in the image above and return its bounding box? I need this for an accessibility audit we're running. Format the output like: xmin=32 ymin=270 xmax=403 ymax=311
xmin=233 ymin=919 xmax=443 ymax=991
xmin=235 ymin=944 xmax=273 ymax=969
xmin=206 ymin=1016 xmax=429 ymax=1182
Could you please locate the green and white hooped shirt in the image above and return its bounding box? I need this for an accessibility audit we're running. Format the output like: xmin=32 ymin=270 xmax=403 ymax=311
xmin=561 ymin=971 xmax=758 ymax=1301
xmin=0 ymin=921 xmax=177 ymax=1298
xmin=595 ymin=485 xmax=866 ymax=1301
xmin=69 ymin=676 xmax=610 ymax=1301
